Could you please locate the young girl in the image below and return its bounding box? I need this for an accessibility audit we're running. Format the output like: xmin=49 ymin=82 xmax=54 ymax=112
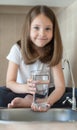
xmin=0 ymin=5 xmax=65 ymax=111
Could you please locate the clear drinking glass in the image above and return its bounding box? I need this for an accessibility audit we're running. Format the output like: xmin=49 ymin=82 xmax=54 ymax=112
xmin=31 ymin=68 xmax=50 ymax=109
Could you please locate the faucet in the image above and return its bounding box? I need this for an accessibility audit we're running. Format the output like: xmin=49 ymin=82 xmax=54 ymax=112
xmin=62 ymin=59 xmax=76 ymax=110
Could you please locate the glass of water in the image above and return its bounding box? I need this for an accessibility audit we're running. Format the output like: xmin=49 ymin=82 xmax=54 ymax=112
xmin=31 ymin=68 xmax=50 ymax=109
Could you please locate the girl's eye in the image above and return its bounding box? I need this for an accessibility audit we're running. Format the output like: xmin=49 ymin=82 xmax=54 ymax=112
xmin=45 ymin=28 xmax=51 ymax=31
xmin=33 ymin=27 xmax=39 ymax=30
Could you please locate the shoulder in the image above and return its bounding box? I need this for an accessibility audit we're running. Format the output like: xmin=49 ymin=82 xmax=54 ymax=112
xmin=11 ymin=43 xmax=20 ymax=52
xmin=8 ymin=43 xmax=21 ymax=57
xmin=6 ymin=43 xmax=21 ymax=65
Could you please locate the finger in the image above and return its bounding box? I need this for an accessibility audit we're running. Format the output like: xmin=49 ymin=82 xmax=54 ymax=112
xmin=31 ymin=102 xmax=50 ymax=112
xmin=31 ymin=103 xmax=37 ymax=111
xmin=28 ymin=89 xmax=36 ymax=95
xmin=27 ymin=78 xmax=32 ymax=82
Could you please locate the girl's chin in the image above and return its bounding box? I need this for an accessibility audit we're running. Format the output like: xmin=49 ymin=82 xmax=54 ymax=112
xmin=35 ymin=42 xmax=47 ymax=47
xmin=36 ymin=44 xmax=45 ymax=48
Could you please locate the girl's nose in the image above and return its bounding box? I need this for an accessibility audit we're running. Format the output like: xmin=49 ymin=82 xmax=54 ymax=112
xmin=39 ymin=29 xmax=46 ymax=37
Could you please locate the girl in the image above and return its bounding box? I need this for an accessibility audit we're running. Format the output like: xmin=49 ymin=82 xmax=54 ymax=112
xmin=0 ymin=5 xmax=65 ymax=111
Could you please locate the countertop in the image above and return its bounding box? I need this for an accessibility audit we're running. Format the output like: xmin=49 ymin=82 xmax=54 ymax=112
xmin=0 ymin=108 xmax=77 ymax=130
xmin=0 ymin=121 xmax=77 ymax=130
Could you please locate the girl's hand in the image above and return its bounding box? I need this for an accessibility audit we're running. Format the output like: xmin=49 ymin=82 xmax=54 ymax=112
xmin=27 ymin=79 xmax=36 ymax=94
xmin=31 ymin=101 xmax=50 ymax=112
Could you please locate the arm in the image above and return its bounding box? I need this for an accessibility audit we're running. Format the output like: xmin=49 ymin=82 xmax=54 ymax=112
xmin=31 ymin=62 xmax=65 ymax=111
xmin=6 ymin=61 xmax=36 ymax=94
xmin=47 ymin=62 xmax=65 ymax=106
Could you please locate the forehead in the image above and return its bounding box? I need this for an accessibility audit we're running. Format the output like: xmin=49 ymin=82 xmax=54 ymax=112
xmin=31 ymin=14 xmax=53 ymax=25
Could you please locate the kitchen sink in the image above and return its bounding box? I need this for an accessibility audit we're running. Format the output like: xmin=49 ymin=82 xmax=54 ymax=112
xmin=0 ymin=108 xmax=77 ymax=122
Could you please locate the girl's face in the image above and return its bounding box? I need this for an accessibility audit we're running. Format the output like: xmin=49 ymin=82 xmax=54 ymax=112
xmin=30 ymin=14 xmax=53 ymax=47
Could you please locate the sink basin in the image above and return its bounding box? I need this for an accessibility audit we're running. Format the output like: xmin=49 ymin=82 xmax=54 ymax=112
xmin=0 ymin=108 xmax=77 ymax=122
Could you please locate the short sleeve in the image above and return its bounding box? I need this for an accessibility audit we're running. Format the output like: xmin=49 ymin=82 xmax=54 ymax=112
xmin=6 ymin=44 xmax=21 ymax=65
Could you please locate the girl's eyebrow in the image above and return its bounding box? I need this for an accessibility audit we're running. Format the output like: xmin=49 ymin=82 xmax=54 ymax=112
xmin=32 ymin=24 xmax=53 ymax=27
xmin=32 ymin=24 xmax=40 ymax=26
xmin=46 ymin=25 xmax=53 ymax=27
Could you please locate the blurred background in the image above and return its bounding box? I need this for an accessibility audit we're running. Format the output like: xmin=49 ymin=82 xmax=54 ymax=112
xmin=0 ymin=0 xmax=77 ymax=87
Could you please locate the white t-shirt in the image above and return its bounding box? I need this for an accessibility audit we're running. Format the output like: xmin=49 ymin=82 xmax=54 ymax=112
xmin=6 ymin=44 xmax=54 ymax=86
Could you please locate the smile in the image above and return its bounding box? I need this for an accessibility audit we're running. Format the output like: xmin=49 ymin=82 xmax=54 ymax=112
xmin=37 ymin=38 xmax=47 ymax=40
